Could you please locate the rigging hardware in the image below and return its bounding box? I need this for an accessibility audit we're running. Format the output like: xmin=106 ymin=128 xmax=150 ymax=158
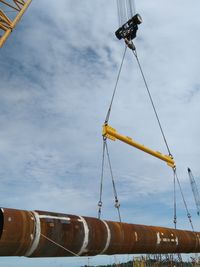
xmin=97 ymin=137 xmax=122 ymax=222
xmin=105 ymin=140 xmax=122 ymax=222
xmin=102 ymin=124 xmax=175 ymax=168
xmin=174 ymin=168 xmax=194 ymax=231
xmin=115 ymin=13 xmax=142 ymax=41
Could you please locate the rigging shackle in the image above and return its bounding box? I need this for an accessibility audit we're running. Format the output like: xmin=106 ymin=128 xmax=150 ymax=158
xmin=125 ymin=38 xmax=136 ymax=50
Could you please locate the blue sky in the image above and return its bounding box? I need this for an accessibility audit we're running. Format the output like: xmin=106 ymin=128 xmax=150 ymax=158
xmin=0 ymin=0 xmax=200 ymax=266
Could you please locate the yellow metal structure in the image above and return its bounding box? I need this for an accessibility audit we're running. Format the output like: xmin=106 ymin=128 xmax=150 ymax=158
xmin=0 ymin=0 xmax=32 ymax=48
xmin=103 ymin=124 xmax=175 ymax=168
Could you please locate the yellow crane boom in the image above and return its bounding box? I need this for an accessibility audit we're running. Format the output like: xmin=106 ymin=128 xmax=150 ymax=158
xmin=0 ymin=0 xmax=32 ymax=48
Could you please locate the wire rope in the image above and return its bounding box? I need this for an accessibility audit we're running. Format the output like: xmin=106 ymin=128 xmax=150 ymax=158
xmin=127 ymin=0 xmax=135 ymax=17
xmin=116 ymin=0 xmax=122 ymax=27
xmin=98 ymin=138 xmax=106 ymax=219
xmin=124 ymin=0 xmax=129 ymax=22
xmin=41 ymin=233 xmax=79 ymax=257
xmin=105 ymin=141 xmax=122 ymax=222
xmin=98 ymin=38 xmax=127 ymax=221
xmin=174 ymin=169 xmax=194 ymax=231
xmin=130 ymin=0 xmax=136 ymax=15
xmin=132 ymin=48 xmax=172 ymax=156
xmin=128 ymin=40 xmax=195 ymax=233
xmin=173 ymin=168 xmax=177 ymax=229
xmin=105 ymin=45 xmax=127 ymax=124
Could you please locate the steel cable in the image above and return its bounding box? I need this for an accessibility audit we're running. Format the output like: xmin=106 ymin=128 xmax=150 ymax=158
xmin=116 ymin=0 xmax=122 ymax=27
xmin=174 ymin=169 xmax=194 ymax=231
xmin=105 ymin=45 xmax=127 ymax=124
xmin=98 ymin=138 xmax=106 ymax=219
xmin=41 ymin=233 xmax=79 ymax=257
xmin=173 ymin=168 xmax=177 ymax=229
xmin=129 ymin=42 xmax=195 ymax=233
xmin=132 ymin=48 xmax=172 ymax=156
xmin=105 ymin=141 xmax=122 ymax=222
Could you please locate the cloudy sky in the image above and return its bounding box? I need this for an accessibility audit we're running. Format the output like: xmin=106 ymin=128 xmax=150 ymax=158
xmin=0 ymin=0 xmax=200 ymax=266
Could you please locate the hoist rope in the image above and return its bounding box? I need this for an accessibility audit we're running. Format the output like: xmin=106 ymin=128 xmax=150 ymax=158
xmin=116 ymin=0 xmax=125 ymax=26
xmin=132 ymin=48 xmax=172 ymax=156
xmin=116 ymin=0 xmax=136 ymax=26
xmin=124 ymin=0 xmax=128 ymax=23
xmin=126 ymin=0 xmax=136 ymax=18
xmin=116 ymin=0 xmax=122 ymax=27
xmin=105 ymin=45 xmax=127 ymax=124
xmin=130 ymin=0 xmax=136 ymax=15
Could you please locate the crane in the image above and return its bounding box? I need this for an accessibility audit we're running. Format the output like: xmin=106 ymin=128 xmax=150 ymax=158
xmin=0 ymin=0 xmax=32 ymax=48
xmin=188 ymin=168 xmax=200 ymax=216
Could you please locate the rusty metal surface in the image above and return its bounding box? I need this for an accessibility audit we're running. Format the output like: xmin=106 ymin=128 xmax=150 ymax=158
xmin=81 ymin=216 xmax=108 ymax=256
xmin=0 ymin=208 xmax=35 ymax=256
xmin=0 ymin=209 xmax=3 ymax=239
xmin=31 ymin=210 xmax=85 ymax=257
xmin=0 ymin=207 xmax=200 ymax=257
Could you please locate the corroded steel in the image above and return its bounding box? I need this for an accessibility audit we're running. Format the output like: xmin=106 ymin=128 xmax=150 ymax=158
xmin=0 ymin=208 xmax=35 ymax=256
xmin=0 ymin=207 xmax=200 ymax=257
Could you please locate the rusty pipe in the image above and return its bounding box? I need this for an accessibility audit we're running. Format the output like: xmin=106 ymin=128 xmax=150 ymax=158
xmin=0 ymin=207 xmax=200 ymax=257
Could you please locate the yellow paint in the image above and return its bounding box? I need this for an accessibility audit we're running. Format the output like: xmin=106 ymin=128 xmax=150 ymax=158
xmin=103 ymin=124 xmax=175 ymax=168
xmin=0 ymin=0 xmax=32 ymax=48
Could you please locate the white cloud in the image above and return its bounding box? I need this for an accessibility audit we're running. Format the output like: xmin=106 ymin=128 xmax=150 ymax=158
xmin=0 ymin=0 xmax=200 ymax=266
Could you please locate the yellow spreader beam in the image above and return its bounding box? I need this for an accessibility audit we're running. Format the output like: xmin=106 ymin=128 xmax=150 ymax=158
xmin=0 ymin=0 xmax=32 ymax=48
xmin=102 ymin=124 xmax=175 ymax=168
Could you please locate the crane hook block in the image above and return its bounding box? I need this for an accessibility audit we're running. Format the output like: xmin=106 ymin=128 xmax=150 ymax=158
xmin=115 ymin=14 xmax=142 ymax=41
xmin=102 ymin=124 xmax=175 ymax=168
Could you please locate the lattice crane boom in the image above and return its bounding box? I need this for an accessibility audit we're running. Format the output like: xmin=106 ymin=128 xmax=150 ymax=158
xmin=188 ymin=168 xmax=200 ymax=216
xmin=0 ymin=0 xmax=32 ymax=48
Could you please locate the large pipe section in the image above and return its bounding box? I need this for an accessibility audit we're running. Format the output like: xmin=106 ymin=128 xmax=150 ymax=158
xmin=0 ymin=207 xmax=200 ymax=257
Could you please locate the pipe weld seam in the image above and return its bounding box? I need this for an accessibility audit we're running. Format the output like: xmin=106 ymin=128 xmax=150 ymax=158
xmin=25 ymin=211 xmax=41 ymax=257
xmin=100 ymin=220 xmax=111 ymax=254
xmin=77 ymin=216 xmax=89 ymax=256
